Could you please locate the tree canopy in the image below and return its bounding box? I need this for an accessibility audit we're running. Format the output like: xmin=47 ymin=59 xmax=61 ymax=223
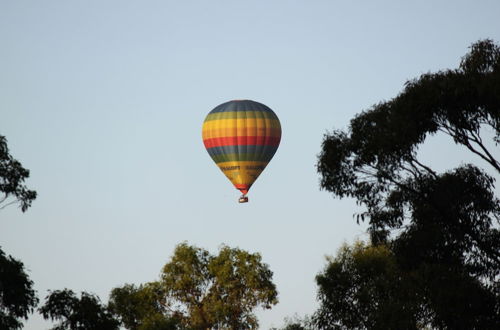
xmin=317 ymin=39 xmax=499 ymax=233
xmin=110 ymin=242 xmax=278 ymax=330
xmin=313 ymin=241 xmax=426 ymax=330
xmin=317 ymin=39 xmax=500 ymax=328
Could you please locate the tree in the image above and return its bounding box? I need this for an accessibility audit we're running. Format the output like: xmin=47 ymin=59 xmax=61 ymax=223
xmin=109 ymin=282 xmax=180 ymax=330
xmin=0 ymin=247 xmax=39 ymax=329
xmin=0 ymin=135 xmax=38 ymax=329
xmin=160 ymin=242 xmax=278 ymax=329
xmin=160 ymin=243 xmax=278 ymax=329
xmin=0 ymin=135 xmax=36 ymax=212
xmin=111 ymin=243 xmax=277 ymax=330
xmin=388 ymin=167 xmax=499 ymax=329
xmin=313 ymin=241 xmax=433 ymax=330
xmin=39 ymin=289 xmax=119 ymax=330
xmin=313 ymin=239 xmax=499 ymax=330
xmin=317 ymin=39 xmax=500 ymax=328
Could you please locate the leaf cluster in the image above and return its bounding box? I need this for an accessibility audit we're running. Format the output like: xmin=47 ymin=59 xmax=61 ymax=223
xmin=109 ymin=282 xmax=179 ymax=330
xmin=0 ymin=135 xmax=37 ymax=212
xmin=39 ymin=289 xmax=119 ymax=330
xmin=270 ymin=314 xmax=315 ymax=330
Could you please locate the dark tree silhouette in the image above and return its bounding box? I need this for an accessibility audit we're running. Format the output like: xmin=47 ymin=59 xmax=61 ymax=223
xmin=313 ymin=242 xmax=427 ymax=330
xmin=317 ymin=39 xmax=500 ymax=328
xmin=0 ymin=248 xmax=38 ymax=329
xmin=0 ymin=135 xmax=36 ymax=212
xmin=39 ymin=289 xmax=119 ymax=330
xmin=0 ymin=135 xmax=38 ymax=329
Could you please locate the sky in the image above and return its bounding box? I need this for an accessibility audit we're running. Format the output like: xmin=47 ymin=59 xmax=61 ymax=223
xmin=1 ymin=1 xmax=500 ymax=329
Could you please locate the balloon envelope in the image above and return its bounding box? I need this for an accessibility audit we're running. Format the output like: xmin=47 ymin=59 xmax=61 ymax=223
xmin=202 ymin=100 xmax=281 ymax=195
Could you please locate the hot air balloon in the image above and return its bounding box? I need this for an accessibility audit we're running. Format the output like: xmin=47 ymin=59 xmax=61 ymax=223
xmin=202 ymin=100 xmax=281 ymax=203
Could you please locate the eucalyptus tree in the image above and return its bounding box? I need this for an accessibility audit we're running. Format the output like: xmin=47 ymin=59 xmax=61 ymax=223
xmin=317 ymin=39 xmax=500 ymax=328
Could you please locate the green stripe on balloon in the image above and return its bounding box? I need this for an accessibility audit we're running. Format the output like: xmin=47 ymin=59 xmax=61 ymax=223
xmin=209 ymin=153 xmax=276 ymax=164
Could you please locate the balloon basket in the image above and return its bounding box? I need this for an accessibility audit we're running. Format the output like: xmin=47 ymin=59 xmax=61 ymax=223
xmin=238 ymin=195 xmax=249 ymax=203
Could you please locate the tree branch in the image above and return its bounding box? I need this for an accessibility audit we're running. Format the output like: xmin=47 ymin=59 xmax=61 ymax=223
xmin=409 ymin=157 xmax=437 ymax=178
xmin=469 ymin=130 xmax=500 ymax=173
xmin=438 ymin=125 xmax=500 ymax=173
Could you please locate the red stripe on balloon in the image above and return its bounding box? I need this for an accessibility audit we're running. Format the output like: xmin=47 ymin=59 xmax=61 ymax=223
xmin=203 ymin=136 xmax=281 ymax=148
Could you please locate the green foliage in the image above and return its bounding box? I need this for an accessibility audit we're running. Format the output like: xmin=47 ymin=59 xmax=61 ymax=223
xmin=109 ymin=243 xmax=277 ymax=330
xmin=160 ymin=242 xmax=278 ymax=329
xmin=109 ymin=282 xmax=180 ymax=330
xmin=137 ymin=314 xmax=181 ymax=330
xmin=316 ymin=39 xmax=500 ymax=328
xmin=0 ymin=247 xmax=39 ymax=329
xmin=0 ymin=135 xmax=37 ymax=212
xmin=39 ymin=289 xmax=119 ymax=330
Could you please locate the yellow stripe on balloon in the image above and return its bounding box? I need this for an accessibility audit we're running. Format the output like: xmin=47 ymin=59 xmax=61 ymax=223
xmin=216 ymin=161 xmax=269 ymax=188
xmin=202 ymin=118 xmax=281 ymax=131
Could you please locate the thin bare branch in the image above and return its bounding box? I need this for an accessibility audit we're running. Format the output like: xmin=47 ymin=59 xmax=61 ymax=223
xmin=0 ymin=199 xmax=18 ymax=210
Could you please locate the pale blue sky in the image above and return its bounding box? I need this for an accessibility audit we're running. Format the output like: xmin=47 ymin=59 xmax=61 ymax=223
xmin=2 ymin=1 xmax=500 ymax=329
